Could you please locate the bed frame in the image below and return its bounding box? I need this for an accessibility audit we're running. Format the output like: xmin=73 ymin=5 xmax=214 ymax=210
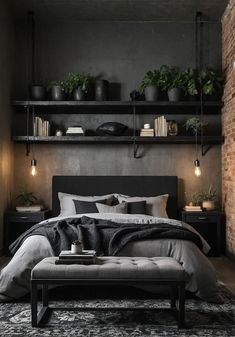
xmin=52 ymin=176 xmax=178 ymax=219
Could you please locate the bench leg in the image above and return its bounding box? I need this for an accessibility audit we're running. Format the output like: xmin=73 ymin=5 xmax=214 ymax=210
xmin=42 ymin=284 xmax=48 ymax=307
xmin=31 ymin=281 xmax=38 ymax=327
xmin=170 ymin=286 xmax=177 ymax=308
xmin=178 ymin=284 xmax=185 ymax=328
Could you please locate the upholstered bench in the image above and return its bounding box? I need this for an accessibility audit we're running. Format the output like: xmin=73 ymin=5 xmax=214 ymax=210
xmin=31 ymin=256 xmax=186 ymax=328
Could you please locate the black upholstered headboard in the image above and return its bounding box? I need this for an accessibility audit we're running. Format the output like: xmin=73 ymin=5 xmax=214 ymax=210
xmin=52 ymin=176 xmax=178 ymax=219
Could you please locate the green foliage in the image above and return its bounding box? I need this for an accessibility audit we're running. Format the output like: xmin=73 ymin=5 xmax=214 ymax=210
xmin=140 ymin=69 xmax=162 ymax=93
xmin=198 ymin=68 xmax=222 ymax=96
xmin=47 ymin=80 xmax=65 ymax=91
xmin=63 ymin=73 xmax=91 ymax=94
xmin=188 ymin=192 xmax=201 ymax=206
xmin=183 ymin=68 xmax=198 ymax=96
xmin=16 ymin=189 xmax=37 ymax=206
xmin=159 ymin=65 xmax=186 ymax=91
xmin=200 ymin=184 xmax=217 ymax=201
xmin=184 ymin=117 xmax=208 ymax=135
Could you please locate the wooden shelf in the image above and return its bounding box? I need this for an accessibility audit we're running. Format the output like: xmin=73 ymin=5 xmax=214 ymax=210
xmin=12 ymin=100 xmax=223 ymax=115
xmin=12 ymin=136 xmax=224 ymax=144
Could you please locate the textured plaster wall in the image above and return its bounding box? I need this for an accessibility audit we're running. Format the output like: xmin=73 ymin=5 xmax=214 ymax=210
xmin=12 ymin=19 xmax=222 ymax=209
xmin=0 ymin=0 xmax=14 ymax=251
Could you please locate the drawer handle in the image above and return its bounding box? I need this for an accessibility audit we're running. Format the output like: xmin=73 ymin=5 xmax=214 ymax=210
xmin=198 ymin=217 xmax=208 ymax=220
xmin=19 ymin=216 xmax=29 ymax=220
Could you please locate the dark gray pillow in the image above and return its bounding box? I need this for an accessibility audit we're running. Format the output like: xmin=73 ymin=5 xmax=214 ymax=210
xmin=127 ymin=200 xmax=146 ymax=214
xmin=96 ymin=122 xmax=128 ymax=136
xmin=73 ymin=198 xmax=109 ymax=214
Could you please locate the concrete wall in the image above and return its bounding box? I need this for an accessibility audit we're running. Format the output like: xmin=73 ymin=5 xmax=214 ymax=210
xmin=12 ymin=19 xmax=222 ymax=210
xmin=0 ymin=0 xmax=14 ymax=252
xmin=222 ymin=0 xmax=235 ymax=259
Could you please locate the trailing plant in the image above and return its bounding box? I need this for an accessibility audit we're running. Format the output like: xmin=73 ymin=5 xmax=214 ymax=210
xmin=63 ymin=73 xmax=91 ymax=95
xmin=16 ymin=189 xmax=37 ymax=206
xmin=183 ymin=68 xmax=198 ymax=96
xmin=198 ymin=68 xmax=222 ymax=96
xmin=159 ymin=65 xmax=186 ymax=91
xmin=200 ymin=184 xmax=217 ymax=201
xmin=184 ymin=117 xmax=208 ymax=135
xmin=140 ymin=69 xmax=162 ymax=93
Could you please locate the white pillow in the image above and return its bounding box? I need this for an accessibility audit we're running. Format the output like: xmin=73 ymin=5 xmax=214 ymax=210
xmin=96 ymin=202 xmax=128 ymax=214
xmin=58 ymin=192 xmax=114 ymax=216
xmin=116 ymin=194 xmax=169 ymax=218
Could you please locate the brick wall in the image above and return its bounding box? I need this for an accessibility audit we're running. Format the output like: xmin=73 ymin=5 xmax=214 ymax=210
xmin=222 ymin=0 xmax=235 ymax=258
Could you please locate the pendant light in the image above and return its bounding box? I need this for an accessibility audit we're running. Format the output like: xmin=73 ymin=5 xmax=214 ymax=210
xmin=31 ymin=159 xmax=37 ymax=176
xmin=194 ymin=129 xmax=201 ymax=177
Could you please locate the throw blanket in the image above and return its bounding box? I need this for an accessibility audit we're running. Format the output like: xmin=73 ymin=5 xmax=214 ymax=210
xmin=10 ymin=216 xmax=203 ymax=256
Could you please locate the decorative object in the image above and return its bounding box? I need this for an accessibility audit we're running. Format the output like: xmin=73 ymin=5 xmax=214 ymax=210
xmin=129 ymin=89 xmax=141 ymax=101
xmin=140 ymin=70 xmax=162 ymax=101
xmin=16 ymin=189 xmax=37 ymax=207
xmin=95 ymin=79 xmax=109 ymax=101
xmin=144 ymin=123 xmax=150 ymax=129
xmin=200 ymin=184 xmax=216 ymax=210
xmin=159 ymin=65 xmax=186 ymax=102
xmin=71 ymin=240 xmax=83 ymax=254
xmin=55 ymin=130 xmax=63 ymax=137
xmin=184 ymin=117 xmax=207 ymax=136
xmin=29 ymin=84 xmax=47 ymax=101
xmin=63 ymin=73 xmax=90 ymax=101
xmin=167 ymin=120 xmax=178 ymax=136
xmin=47 ymin=81 xmax=65 ymax=101
xmin=96 ymin=122 xmax=128 ymax=136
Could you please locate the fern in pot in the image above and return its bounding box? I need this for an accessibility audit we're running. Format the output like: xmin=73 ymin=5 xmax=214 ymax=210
xmin=200 ymin=184 xmax=217 ymax=211
xmin=140 ymin=69 xmax=161 ymax=101
xmin=160 ymin=66 xmax=186 ymax=102
xmin=64 ymin=73 xmax=90 ymax=101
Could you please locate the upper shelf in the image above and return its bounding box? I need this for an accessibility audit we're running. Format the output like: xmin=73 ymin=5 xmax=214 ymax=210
xmin=12 ymin=100 xmax=223 ymax=115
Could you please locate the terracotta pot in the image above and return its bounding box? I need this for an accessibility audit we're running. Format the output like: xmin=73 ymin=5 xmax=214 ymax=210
xmin=202 ymin=200 xmax=215 ymax=211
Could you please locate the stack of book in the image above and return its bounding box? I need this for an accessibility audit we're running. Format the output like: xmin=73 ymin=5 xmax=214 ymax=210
xmin=140 ymin=128 xmax=154 ymax=137
xmin=154 ymin=116 xmax=168 ymax=136
xmin=66 ymin=125 xmax=84 ymax=136
xmin=16 ymin=205 xmax=42 ymax=212
xmin=55 ymin=250 xmax=96 ymax=265
xmin=184 ymin=205 xmax=202 ymax=212
xmin=34 ymin=117 xmax=50 ymax=136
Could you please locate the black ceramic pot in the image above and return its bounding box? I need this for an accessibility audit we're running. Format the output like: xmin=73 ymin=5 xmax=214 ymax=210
xmin=50 ymin=85 xmax=65 ymax=101
xmin=30 ymin=85 xmax=46 ymax=101
xmin=95 ymin=80 xmax=109 ymax=101
xmin=144 ymin=85 xmax=159 ymax=101
xmin=73 ymin=87 xmax=85 ymax=101
xmin=168 ymin=87 xmax=181 ymax=102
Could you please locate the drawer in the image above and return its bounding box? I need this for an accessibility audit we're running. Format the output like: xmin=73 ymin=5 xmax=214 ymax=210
xmin=184 ymin=215 xmax=217 ymax=223
xmin=6 ymin=213 xmax=44 ymax=223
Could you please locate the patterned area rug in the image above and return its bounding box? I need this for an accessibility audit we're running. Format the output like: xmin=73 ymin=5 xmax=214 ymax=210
xmin=0 ymin=285 xmax=235 ymax=337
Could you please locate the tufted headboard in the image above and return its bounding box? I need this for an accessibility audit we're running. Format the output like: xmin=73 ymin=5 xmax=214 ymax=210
xmin=52 ymin=176 xmax=178 ymax=219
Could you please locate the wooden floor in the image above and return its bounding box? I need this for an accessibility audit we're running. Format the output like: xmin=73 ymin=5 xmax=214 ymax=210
xmin=0 ymin=255 xmax=235 ymax=294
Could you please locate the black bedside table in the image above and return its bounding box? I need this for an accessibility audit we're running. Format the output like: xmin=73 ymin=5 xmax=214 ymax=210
xmin=181 ymin=211 xmax=225 ymax=257
xmin=4 ymin=210 xmax=51 ymax=255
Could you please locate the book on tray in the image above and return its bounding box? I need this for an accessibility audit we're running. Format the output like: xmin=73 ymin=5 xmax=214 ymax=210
xmin=184 ymin=205 xmax=202 ymax=212
xmin=56 ymin=250 xmax=97 ymax=265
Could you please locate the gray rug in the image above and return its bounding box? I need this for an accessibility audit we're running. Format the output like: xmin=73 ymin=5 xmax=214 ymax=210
xmin=0 ymin=285 xmax=235 ymax=337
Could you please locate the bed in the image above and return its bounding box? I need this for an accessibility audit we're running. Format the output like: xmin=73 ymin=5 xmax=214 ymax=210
xmin=0 ymin=176 xmax=222 ymax=303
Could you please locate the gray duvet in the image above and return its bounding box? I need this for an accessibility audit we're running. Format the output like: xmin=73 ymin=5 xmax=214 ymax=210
xmin=0 ymin=213 xmax=222 ymax=303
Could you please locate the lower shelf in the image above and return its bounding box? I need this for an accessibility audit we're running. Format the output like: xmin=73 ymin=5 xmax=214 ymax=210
xmin=12 ymin=136 xmax=224 ymax=144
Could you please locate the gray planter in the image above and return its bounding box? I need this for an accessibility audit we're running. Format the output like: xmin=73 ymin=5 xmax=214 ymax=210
xmin=51 ymin=85 xmax=65 ymax=101
xmin=73 ymin=87 xmax=85 ymax=101
xmin=168 ymin=88 xmax=181 ymax=102
xmin=144 ymin=85 xmax=159 ymax=101
xmin=30 ymin=85 xmax=46 ymax=101
xmin=95 ymin=80 xmax=109 ymax=101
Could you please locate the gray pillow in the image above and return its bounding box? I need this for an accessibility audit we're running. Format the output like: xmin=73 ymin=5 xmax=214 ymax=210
xmin=96 ymin=202 xmax=128 ymax=214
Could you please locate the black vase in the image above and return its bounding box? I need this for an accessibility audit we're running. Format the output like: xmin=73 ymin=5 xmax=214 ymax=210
xmin=73 ymin=87 xmax=85 ymax=101
xmin=30 ymin=85 xmax=46 ymax=101
xmin=95 ymin=80 xmax=109 ymax=101
xmin=50 ymin=85 xmax=65 ymax=101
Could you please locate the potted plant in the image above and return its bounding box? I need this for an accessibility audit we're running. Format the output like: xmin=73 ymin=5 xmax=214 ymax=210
xmin=188 ymin=192 xmax=201 ymax=206
xmin=71 ymin=240 xmax=83 ymax=254
xmin=183 ymin=68 xmax=199 ymax=100
xmin=198 ymin=68 xmax=222 ymax=100
xmin=16 ymin=190 xmax=37 ymax=207
xmin=47 ymin=80 xmax=66 ymax=101
xmin=140 ymin=69 xmax=161 ymax=101
xmin=29 ymin=82 xmax=47 ymax=101
xmin=63 ymin=73 xmax=90 ymax=101
xmin=200 ymin=184 xmax=217 ymax=210
xmin=160 ymin=66 xmax=186 ymax=102
xmin=184 ymin=117 xmax=208 ymax=136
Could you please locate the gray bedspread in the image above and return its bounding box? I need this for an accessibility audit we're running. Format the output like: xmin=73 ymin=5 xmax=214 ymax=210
xmin=0 ymin=213 xmax=222 ymax=303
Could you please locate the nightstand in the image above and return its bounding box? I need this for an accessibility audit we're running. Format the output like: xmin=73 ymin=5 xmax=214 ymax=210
xmin=4 ymin=210 xmax=51 ymax=255
xmin=181 ymin=211 xmax=225 ymax=257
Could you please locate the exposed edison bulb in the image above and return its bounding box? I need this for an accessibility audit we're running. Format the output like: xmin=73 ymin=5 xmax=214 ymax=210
xmin=194 ymin=159 xmax=201 ymax=177
xmin=31 ymin=159 xmax=37 ymax=176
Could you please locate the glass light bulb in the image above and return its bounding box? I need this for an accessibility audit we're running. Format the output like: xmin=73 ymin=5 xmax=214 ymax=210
xmin=194 ymin=166 xmax=201 ymax=177
xmin=31 ymin=165 xmax=37 ymax=176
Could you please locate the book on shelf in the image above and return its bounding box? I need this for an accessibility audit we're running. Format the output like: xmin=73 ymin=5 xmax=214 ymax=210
xmin=140 ymin=128 xmax=154 ymax=137
xmin=16 ymin=205 xmax=43 ymax=212
xmin=154 ymin=116 xmax=168 ymax=136
xmin=66 ymin=126 xmax=84 ymax=135
xmin=184 ymin=205 xmax=202 ymax=212
xmin=33 ymin=117 xmax=50 ymax=136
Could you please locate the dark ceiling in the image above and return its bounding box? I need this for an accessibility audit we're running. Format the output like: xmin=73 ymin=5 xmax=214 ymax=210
xmin=8 ymin=0 xmax=229 ymax=22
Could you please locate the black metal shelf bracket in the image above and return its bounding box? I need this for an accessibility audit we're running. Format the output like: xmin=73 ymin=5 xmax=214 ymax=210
xmin=201 ymin=144 xmax=212 ymax=156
